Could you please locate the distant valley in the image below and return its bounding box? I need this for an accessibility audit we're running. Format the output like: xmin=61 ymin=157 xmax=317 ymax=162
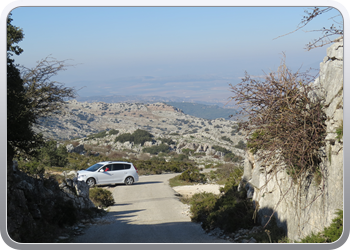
xmin=165 ymin=102 xmax=237 ymax=120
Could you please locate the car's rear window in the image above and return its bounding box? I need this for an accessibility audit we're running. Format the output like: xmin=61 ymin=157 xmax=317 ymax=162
xmin=124 ymin=164 xmax=131 ymax=169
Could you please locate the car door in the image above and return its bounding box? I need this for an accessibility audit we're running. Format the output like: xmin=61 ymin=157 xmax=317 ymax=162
xmin=111 ymin=164 xmax=126 ymax=183
xmin=96 ymin=164 xmax=113 ymax=184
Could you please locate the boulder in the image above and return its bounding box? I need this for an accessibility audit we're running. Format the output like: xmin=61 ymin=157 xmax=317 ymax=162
xmin=66 ymin=143 xmax=85 ymax=154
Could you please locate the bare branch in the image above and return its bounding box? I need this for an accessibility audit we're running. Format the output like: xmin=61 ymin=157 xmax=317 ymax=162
xmin=20 ymin=56 xmax=77 ymax=122
xmin=274 ymin=7 xmax=343 ymax=50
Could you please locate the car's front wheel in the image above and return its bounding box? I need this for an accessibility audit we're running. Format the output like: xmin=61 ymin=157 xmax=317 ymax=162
xmin=86 ymin=178 xmax=96 ymax=188
xmin=124 ymin=176 xmax=134 ymax=185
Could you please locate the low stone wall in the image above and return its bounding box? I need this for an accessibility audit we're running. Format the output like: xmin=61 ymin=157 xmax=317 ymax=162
xmin=7 ymin=163 xmax=95 ymax=243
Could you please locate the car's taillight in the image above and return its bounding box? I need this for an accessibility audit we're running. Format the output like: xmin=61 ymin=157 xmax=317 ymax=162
xmin=134 ymin=166 xmax=138 ymax=173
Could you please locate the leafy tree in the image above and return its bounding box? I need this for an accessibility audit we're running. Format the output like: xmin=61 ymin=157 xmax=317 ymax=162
xmin=7 ymin=14 xmax=41 ymax=164
xmin=7 ymin=13 xmax=23 ymax=57
xmin=37 ymin=140 xmax=68 ymax=168
xmin=7 ymin=14 xmax=76 ymax=164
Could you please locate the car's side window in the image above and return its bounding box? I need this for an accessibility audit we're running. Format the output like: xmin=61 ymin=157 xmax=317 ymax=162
xmin=104 ymin=165 xmax=112 ymax=171
xmin=112 ymin=164 xmax=124 ymax=171
xmin=124 ymin=164 xmax=131 ymax=169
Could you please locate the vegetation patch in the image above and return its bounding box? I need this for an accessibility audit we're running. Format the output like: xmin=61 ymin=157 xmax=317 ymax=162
xmin=190 ymin=178 xmax=255 ymax=233
xmin=335 ymin=121 xmax=343 ymax=142
xmin=142 ymin=143 xmax=170 ymax=155
xmin=298 ymin=210 xmax=343 ymax=243
xmin=230 ymin=57 xmax=327 ymax=181
xmin=89 ymin=187 xmax=115 ymax=208
xmin=114 ymin=129 xmax=153 ymax=146
xmin=178 ymin=168 xmax=206 ymax=183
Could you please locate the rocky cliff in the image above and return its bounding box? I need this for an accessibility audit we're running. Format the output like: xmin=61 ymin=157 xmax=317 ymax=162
xmin=239 ymin=39 xmax=343 ymax=241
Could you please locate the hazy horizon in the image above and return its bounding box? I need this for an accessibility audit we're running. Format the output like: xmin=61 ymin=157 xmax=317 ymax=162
xmin=10 ymin=6 xmax=343 ymax=104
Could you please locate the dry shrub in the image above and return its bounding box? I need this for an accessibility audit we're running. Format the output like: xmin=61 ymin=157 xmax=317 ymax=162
xmin=108 ymin=151 xmax=127 ymax=159
xmin=138 ymin=153 xmax=151 ymax=161
xmin=229 ymin=55 xmax=326 ymax=181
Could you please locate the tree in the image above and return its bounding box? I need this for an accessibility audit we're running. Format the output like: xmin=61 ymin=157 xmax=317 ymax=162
xmin=20 ymin=57 xmax=76 ymax=119
xmin=7 ymin=14 xmax=40 ymax=163
xmin=275 ymin=7 xmax=343 ymax=50
xmin=7 ymin=13 xmax=23 ymax=57
xmin=37 ymin=140 xmax=68 ymax=168
xmin=7 ymin=14 xmax=76 ymax=164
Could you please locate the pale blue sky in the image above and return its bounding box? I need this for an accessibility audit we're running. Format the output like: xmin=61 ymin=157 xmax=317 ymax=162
xmin=9 ymin=6 xmax=343 ymax=103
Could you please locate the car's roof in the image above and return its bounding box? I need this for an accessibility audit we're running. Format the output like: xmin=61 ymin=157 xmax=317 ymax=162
xmin=98 ymin=161 xmax=132 ymax=164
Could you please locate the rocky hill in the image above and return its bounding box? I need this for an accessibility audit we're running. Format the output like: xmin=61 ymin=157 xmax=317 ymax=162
xmin=35 ymin=100 xmax=246 ymax=165
xmin=35 ymin=101 xmax=236 ymax=140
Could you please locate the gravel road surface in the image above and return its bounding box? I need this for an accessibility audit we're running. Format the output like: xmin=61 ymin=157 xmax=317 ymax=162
xmin=73 ymin=173 xmax=229 ymax=243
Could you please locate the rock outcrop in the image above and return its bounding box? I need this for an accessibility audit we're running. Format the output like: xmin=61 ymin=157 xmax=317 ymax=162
xmin=7 ymin=161 xmax=95 ymax=242
xmin=239 ymin=39 xmax=343 ymax=241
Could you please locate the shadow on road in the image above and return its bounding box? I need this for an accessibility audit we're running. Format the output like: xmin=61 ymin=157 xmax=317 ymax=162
xmin=133 ymin=181 xmax=163 ymax=185
xmin=73 ymin=209 xmax=229 ymax=243
xmin=94 ymin=181 xmax=163 ymax=188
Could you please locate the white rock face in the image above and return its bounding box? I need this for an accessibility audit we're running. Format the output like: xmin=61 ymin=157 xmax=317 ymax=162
xmin=240 ymin=39 xmax=343 ymax=241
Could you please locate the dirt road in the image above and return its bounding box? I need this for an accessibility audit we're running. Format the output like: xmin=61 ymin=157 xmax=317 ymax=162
xmin=73 ymin=173 xmax=229 ymax=243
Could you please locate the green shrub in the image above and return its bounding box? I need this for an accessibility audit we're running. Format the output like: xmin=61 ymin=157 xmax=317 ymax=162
xmin=35 ymin=140 xmax=68 ymax=168
xmin=299 ymin=210 xmax=343 ymax=243
xmin=216 ymin=165 xmax=244 ymax=187
xmin=134 ymin=158 xmax=193 ymax=175
xmin=173 ymin=154 xmax=189 ymax=162
xmin=224 ymin=152 xmax=243 ymax=162
xmin=221 ymin=136 xmax=232 ymax=143
xmin=247 ymin=130 xmax=267 ymax=154
xmin=114 ymin=133 xmax=134 ymax=143
xmin=89 ymin=187 xmax=115 ymax=208
xmin=249 ymin=216 xmax=288 ymax=243
xmin=18 ymin=160 xmax=45 ymax=178
xmin=212 ymin=145 xmax=231 ymax=155
xmin=190 ymin=192 xmax=219 ymax=223
xmin=178 ymin=168 xmax=206 ymax=183
xmin=189 ymin=177 xmax=255 ymax=233
xmin=86 ymin=130 xmax=108 ymax=140
xmin=109 ymin=129 xmax=119 ymax=135
xmin=182 ymin=148 xmax=195 ymax=155
xmin=235 ymin=140 xmax=247 ymax=150
xmin=159 ymin=138 xmax=175 ymax=145
xmin=336 ymin=121 xmax=343 ymax=142
xmin=114 ymin=129 xmax=153 ymax=146
xmin=142 ymin=143 xmax=170 ymax=155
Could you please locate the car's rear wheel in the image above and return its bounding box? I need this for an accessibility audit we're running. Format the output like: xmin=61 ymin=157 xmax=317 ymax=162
xmin=86 ymin=178 xmax=96 ymax=188
xmin=124 ymin=176 xmax=134 ymax=185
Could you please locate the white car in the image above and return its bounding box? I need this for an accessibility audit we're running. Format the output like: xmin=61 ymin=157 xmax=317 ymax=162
xmin=77 ymin=161 xmax=139 ymax=187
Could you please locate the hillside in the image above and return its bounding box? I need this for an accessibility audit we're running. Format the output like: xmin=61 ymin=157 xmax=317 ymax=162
xmin=165 ymin=102 xmax=237 ymax=120
xmin=34 ymin=100 xmax=246 ymax=165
